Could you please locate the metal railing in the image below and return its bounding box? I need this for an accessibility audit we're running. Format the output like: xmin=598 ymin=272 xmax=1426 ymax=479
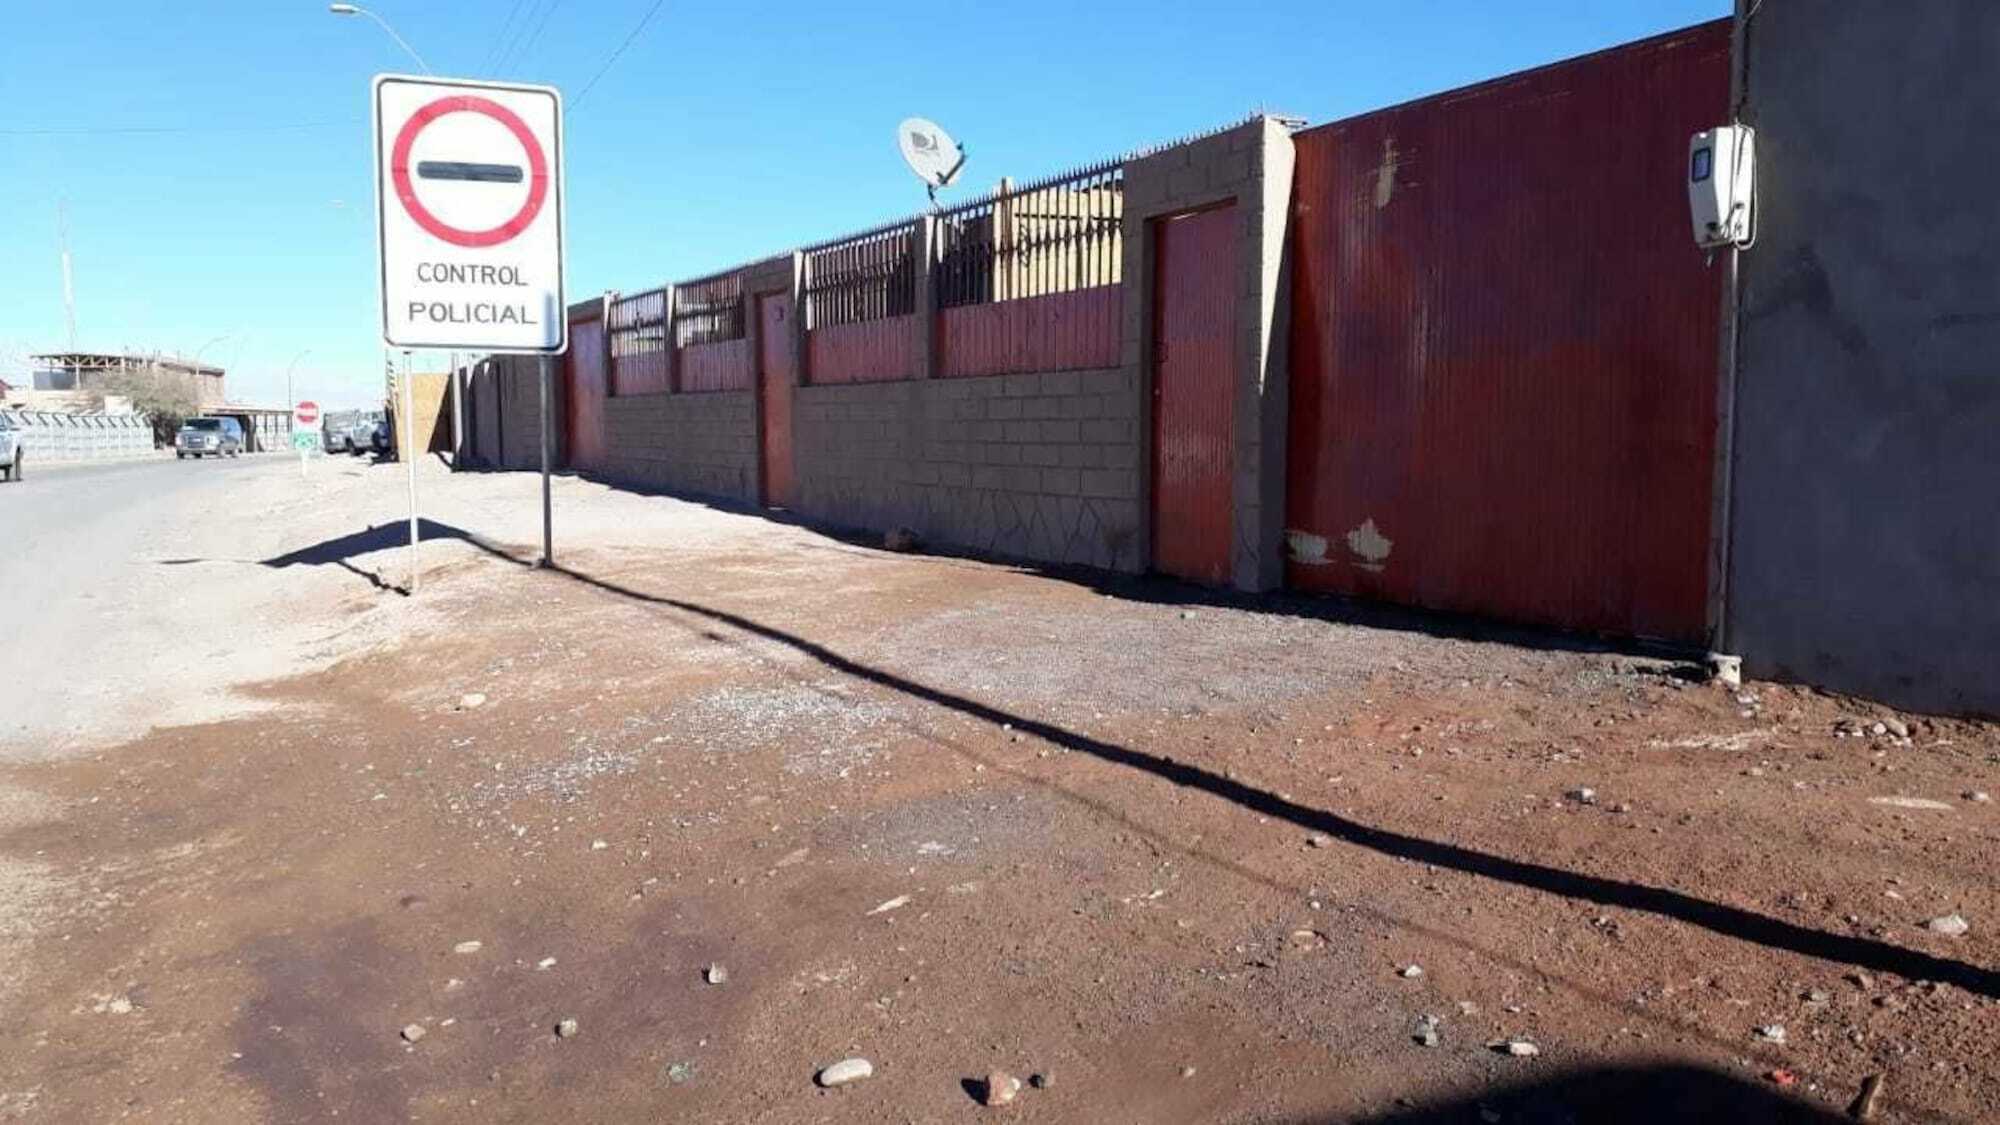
xmin=804 ymin=219 xmax=918 ymax=328
xmin=608 ymin=288 xmax=670 ymax=358
xmin=0 ymin=411 xmax=155 ymax=462
xmin=934 ymin=161 xmax=1123 ymax=309
xmin=673 ymin=272 xmax=745 ymax=346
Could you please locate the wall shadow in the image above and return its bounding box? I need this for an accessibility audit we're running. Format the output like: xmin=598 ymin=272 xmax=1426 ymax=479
xmin=546 ymin=468 xmax=1714 ymax=667
xmin=1329 ymin=1063 xmax=1850 ymax=1124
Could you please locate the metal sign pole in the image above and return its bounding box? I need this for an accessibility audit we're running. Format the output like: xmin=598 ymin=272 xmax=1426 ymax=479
xmin=450 ymin=350 xmax=465 ymax=470
xmin=403 ymin=348 xmax=421 ymax=592
xmin=539 ymin=353 xmax=553 ymax=567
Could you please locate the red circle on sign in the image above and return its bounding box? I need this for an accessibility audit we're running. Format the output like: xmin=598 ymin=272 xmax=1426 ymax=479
xmin=295 ymin=401 xmax=320 ymax=425
xmin=390 ymin=95 xmax=549 ymax=248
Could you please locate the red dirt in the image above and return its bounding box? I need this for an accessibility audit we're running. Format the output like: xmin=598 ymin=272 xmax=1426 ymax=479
xmin=3 ymin=523 xmax=1995 ymax=1123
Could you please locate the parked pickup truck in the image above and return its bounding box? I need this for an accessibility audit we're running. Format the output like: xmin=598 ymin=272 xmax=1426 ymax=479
xmin=0 ymin=413 xmax=22 ymax=482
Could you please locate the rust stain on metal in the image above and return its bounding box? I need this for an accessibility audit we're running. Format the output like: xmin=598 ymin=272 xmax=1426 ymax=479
xmin=563 ymin=315 xmax=609 ymax=472
xmin=1284 ymin=20 xmax=1732 ymax=643
xmin=807 ymin=315 xmax=917 ymax=384
xmin=1151 ymin=204 xmax=1239 ymax=585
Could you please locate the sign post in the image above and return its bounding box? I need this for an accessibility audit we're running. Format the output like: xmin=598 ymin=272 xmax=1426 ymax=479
xmin=372 ymin=74 xmax=567 ymax=587
xmin=292 ymin=399 xmax=321 ymax=478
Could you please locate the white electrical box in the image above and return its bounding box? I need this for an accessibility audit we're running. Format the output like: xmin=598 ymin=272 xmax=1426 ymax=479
xmin=1689 ymin=125 xmax=1756 ymax=250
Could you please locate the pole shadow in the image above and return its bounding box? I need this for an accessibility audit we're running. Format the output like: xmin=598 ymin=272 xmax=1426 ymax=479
xmin=250 ymin=520 xmax=2000 ymax=1001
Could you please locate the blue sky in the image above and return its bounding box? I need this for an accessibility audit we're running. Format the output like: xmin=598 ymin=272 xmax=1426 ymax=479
xmin=0 ymin=0 xmax=1725 ymax=408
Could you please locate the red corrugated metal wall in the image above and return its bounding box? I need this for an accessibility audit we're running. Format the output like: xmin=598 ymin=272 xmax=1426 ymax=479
xmin=612 ymin=351 xmax=668 ymax=396
xmin=565 ymin=313 xmax=609 ymax=472
xmin=1151 ymin=205 xmax=1239 ymax=585
xmin=1285 ymin=21 xmax=1730 ymax=644
xmin=807 ymin=315 xmax=917 ymax=384
xmin=678 ymin=339 xmax=751 ymax=393
xmin=758 ymin=293 xmax=797 ymax=507
xmin=936 ymin=287 xmax=1123 ymax=378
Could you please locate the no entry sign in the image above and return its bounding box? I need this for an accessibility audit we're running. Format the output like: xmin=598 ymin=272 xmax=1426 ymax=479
xmin=373 ymin=75 xmax=566 ymax=353
xmin=294 ymin=400 xmax=320 ymax=428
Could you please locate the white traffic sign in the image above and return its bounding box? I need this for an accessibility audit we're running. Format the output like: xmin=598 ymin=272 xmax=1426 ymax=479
xmin=294 ymin=400 xmax=320 ymax=428
xmin=373 ymin=75 xmax=567 ymax=353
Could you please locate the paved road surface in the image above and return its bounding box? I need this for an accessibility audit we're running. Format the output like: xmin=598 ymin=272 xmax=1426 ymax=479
xmin=0 ymin=455 xmax=429 ymax=759
xmin=0 ymin=457 xmax=281 ymax=756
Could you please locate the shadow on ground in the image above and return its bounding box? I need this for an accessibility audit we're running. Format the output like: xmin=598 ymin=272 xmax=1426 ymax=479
xmin=1327 ymin=1062 xmax=1850 ymax=1124
xmin=257 ymin=518 xmax=2000 ymax=1003
xmin=521 ymin=466 xmax=1713 ymax=667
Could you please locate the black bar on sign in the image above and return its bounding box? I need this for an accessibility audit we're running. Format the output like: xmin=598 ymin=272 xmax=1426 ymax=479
xmin=415 ymin=161 xmax=524 ymax=184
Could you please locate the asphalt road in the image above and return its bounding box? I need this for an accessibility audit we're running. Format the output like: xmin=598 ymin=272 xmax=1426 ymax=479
xmin=0 ymin=455 xmax=294 ymax=758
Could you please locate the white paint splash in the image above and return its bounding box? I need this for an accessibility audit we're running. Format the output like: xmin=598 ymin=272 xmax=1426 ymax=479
xmin=1345 ymin=519 xmax=1393 ymax=571
xmin=1284 ymin=530 xmax=1333 ymax=566
xmin=1373 ymin=137 xmax=1400 ymax=209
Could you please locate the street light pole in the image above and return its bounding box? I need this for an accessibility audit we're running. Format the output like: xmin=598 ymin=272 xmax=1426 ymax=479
xmin=284 ymin=348 xmax=312 ymax=414
xmin=328 ymin=4 xmax=433 ymax=74
xmin=190 ymin=334 xmax=230 ymax=409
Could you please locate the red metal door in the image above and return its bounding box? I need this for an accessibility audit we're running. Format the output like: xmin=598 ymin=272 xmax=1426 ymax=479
xmin=564 ymin=316 xmax=608 ymax=472
xmin=1151 ymin=205 xmax=1238 ymax=584
xmin=758 ymin=293 xmax=797 ymax=508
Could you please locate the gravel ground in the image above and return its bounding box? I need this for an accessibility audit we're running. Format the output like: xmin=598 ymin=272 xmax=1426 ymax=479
xmin=0 ymin=460 xmax=1994 ymax=1123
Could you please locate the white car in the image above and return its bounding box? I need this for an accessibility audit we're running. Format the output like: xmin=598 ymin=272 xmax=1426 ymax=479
xmin=0 ymin=414 xmax=22 ymax=482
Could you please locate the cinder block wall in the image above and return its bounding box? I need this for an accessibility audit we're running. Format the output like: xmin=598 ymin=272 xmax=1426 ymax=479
xmin=601 ymin=391 xmax=757 ymax=501
xmin=473 ymin=119 xmax=1292 ymax=585
xmin=466 ymin=355 xmax=561 ymax=472
xmin=792 ymin=367 xmax=1143 ymax=569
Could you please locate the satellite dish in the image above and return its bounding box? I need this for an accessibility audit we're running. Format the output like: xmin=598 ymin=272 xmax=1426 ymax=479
xmin=898 ymin=116 xmax=967 ymax=204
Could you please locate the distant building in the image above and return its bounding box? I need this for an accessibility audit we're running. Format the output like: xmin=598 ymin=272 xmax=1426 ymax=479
xmin=29 ymin=351 xmax=226 ymax=411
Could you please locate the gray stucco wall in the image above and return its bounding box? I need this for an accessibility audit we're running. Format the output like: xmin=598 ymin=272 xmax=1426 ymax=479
xmin=1727 ymin=3 xmax=2000 ymax=714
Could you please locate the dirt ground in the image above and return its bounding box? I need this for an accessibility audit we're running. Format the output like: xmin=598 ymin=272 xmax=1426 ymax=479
xmin=2 ymin=460 xmax=1995 ymax=1123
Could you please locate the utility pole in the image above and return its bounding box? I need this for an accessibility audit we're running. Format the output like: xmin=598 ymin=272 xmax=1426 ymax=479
xmin=57 ymin=201 xmax=78 ymax=350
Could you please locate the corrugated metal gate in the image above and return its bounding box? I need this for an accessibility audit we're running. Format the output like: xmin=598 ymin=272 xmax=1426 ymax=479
xmin=565 ymin=313 xmax=609 ymax=473
xmin=758 ymin=293 xmax=797 ymax=508
xmin=1151 ymin=204 xmax=1239 ymax=585
xmin=1283 ymin=21 xmax=1731 ymax=644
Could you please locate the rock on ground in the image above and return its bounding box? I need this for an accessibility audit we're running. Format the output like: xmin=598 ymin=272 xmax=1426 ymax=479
xmin=984 ymin=1071 xmax=1023 ymax=1106
xmin=817 ymin=1058 xmax=874 ymax=1087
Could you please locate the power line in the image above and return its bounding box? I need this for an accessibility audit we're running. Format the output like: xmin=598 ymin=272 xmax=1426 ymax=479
xmin=571 ymin=0 xmax=667 ymax=108
xmin=506 ymin=0 xmax=566 ymax=76
xmin=481 ymin=0 xmax=533 ymax=73
xmin=496 ymin=0 xmax=560 ymax=74
xmin=493 ymin=0 xmax=553 ymax=74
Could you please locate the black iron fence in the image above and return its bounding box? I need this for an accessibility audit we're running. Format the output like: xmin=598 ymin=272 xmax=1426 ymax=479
xmin=608 ymin=288 xmax=668 ymax=357
xmin=804 ymin=220 xmax=918 ymax=328
xmin=934 ymin=162 xmax=1123 ymax=309
xmin=674 ymin=272 xmax=746 ymax=346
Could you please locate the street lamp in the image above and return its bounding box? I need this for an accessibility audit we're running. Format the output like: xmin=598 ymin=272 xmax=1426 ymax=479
xmin=328 ymin=3 xmax=433 ymax=74
xmin=285 ymin=349 xmax=313 ymax=413
xmin=191 ymin=334 xmax=231 ymax=375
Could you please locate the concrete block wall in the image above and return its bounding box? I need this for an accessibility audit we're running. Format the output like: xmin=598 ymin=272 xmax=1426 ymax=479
xmin=463 ymin=355 xmax=562 ymax=472
xmin=589 ymin=254 xmax=792 ymax=507
xmin=470 ymin=119 xmax=1293 ymax=588
xmin=601 ymin=390 xmax=756 ymax=502
xmin=791 ymin=366 xmax=1143 ymax=569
